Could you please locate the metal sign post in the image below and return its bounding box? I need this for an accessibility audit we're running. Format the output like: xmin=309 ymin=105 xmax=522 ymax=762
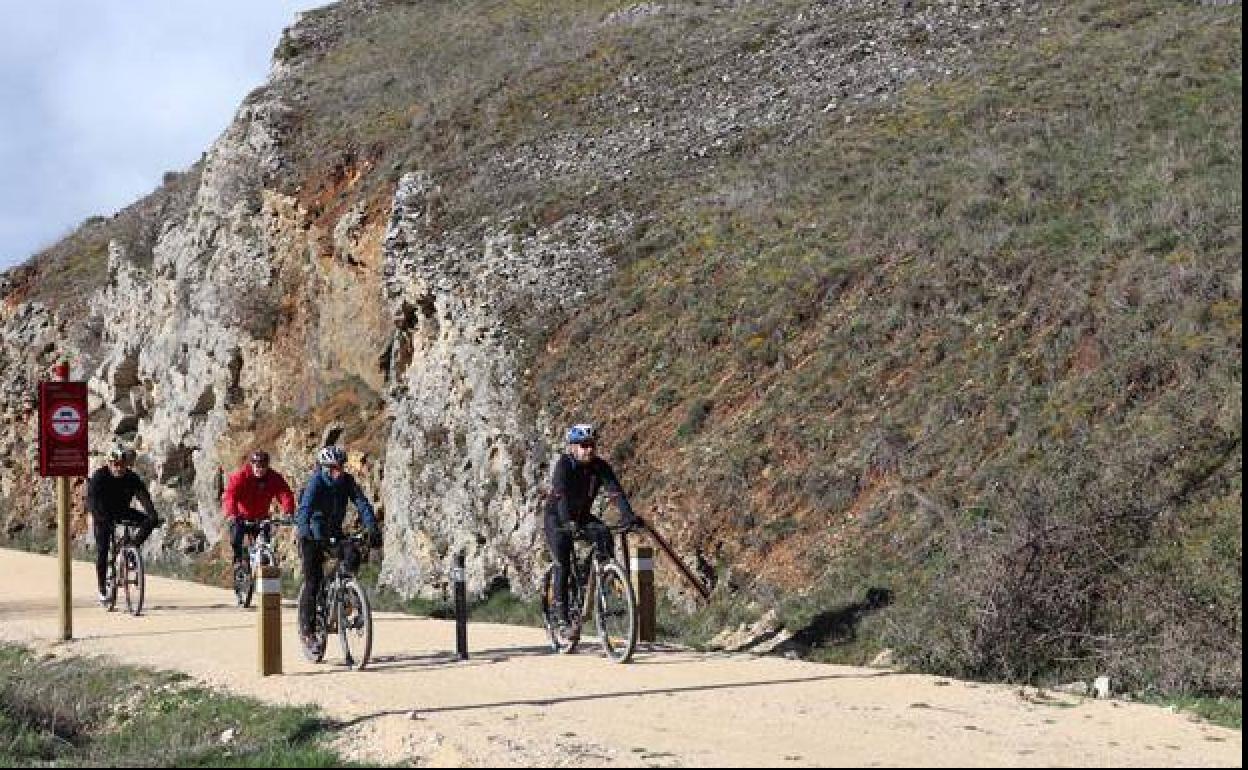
xmin=38 ymin=363 xmax=88 ymax=641
xmin=452 ymin=552 xmax=468 ymax=660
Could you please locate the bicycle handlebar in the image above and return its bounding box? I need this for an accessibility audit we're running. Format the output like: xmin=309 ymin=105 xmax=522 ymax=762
xmin=563 ymin=520 xmax=645 ymax=537
xmin=326 ymin=532 xmax=369 ymax=546
xmin=606 ymin=522 xmax=644 ymax=534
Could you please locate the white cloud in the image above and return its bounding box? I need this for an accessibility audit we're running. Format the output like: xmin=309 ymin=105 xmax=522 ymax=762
xmin=0 ymin=0 xmax=328 ymax=270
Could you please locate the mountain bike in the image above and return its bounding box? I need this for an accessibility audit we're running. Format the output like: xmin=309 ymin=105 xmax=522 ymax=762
xmin=299 ymin=534 xmax=373 ymax=669
xmin=232 ymin=518 xmax=291 ymax=608
xmin=540 ymin=522 xmax=638 ymax=663
xmin=103 ymin=522 xmax=145 ymax=616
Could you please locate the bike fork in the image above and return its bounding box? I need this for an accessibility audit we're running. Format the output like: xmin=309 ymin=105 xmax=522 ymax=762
xmin=341 ymin=604 xmax=354 ymax=667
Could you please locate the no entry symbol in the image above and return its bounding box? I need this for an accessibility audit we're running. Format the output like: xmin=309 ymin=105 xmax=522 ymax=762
xmin=50 ymin=404 xmax=84 ymax=440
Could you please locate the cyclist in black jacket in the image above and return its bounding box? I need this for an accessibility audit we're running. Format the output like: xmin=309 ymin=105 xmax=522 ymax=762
xmin=86 ymin=445 xmax=161 ymax=605
xmin=544 ymin=423 xmax=641 ymax=636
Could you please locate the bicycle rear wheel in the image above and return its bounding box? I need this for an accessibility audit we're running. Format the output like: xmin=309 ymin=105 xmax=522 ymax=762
xmin=338 ymin=578 xmax=373 ymax=670
xmin=122 ymin=546 xmax=145 ymax=616
xmin=594 ymin=561 xmax=637 ymax=663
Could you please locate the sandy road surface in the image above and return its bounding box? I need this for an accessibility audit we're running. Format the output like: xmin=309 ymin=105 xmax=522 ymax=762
xmin=0 ymin=548 xmax=1239 ymax=767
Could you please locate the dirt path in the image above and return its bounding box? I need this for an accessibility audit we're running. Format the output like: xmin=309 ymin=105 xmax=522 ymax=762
xmin=0 ymin=548 xmax=1239 ymax=767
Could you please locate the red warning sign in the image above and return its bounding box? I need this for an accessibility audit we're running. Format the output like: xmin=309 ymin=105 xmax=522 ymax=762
xmin=39 ymin=381 xmax=89 ymax=477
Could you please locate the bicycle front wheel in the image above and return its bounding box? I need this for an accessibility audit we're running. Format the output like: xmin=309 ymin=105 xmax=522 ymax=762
xmin=104 ymin=550 xmax=120 ymax=611
xmin=122 ymin=547 xmax=145 ymax=616
xmin=234 ymin=561 xmax=255 ymax=608
xmin=594 ymin=561 xmax=637 ymax=663
xmin=338 ymin=579 xmax=373 ymax=670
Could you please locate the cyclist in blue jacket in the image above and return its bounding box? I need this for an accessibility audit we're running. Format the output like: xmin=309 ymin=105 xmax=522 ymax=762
xmin=295 ymin=445 xmax=380 ymax=650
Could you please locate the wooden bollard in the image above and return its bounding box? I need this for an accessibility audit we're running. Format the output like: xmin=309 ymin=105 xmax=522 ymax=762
xmin=631 ymin=546 xmax=656 ymax=643
xmin=257 ymin=565 xmax=282 ymax=675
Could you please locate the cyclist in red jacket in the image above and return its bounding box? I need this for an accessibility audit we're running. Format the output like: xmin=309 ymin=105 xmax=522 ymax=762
xmin=222 ymin=450 xmax=296 ymax=565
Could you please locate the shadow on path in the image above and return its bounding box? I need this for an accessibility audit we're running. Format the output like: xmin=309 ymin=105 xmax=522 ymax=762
xmin=334 ymin=670 xmax=894 ymax=727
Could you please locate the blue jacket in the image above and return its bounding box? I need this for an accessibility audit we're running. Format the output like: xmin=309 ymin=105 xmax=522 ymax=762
xmin=295 ymin=467 xmax=377 ymax=541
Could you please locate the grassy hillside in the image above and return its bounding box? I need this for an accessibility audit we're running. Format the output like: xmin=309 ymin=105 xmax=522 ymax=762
xmin=531 ymin=0 xmax=1242 ymax=695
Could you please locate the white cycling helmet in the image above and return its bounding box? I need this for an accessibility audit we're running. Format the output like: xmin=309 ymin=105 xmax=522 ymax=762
xmin=317 ymin=445 xmax=347 ymax=467
xmin=566 ymin=424 xmax=596 ymax=445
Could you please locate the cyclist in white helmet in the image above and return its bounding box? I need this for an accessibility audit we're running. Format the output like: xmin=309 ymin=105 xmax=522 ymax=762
xmin=294 ymin=445 xmax=380 ymax=653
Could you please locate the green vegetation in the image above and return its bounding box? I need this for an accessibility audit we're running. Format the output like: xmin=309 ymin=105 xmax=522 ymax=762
xmin=530 ymin=0 xmax=1242 ymax=697
xmin=277 ymin=0 xmax=640 ymax=218
xmin=1145 ymin=694 xmax=1242 ymax=731
xmin=0 ymin=642 xmax=349 ymax=767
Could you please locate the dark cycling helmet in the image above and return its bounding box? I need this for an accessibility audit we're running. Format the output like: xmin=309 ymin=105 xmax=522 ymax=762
xmin=566 ymin=424 xmax=596 ymax=445
xmin=249 ymin=449 xmax=270 ymax=465
xmin=317 ymin=445 xmax=347 ymax=467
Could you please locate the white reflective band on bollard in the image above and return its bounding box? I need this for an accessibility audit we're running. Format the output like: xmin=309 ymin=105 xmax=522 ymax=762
xmin=631 ymin=558 xmax=655 ymax=571
xmin=258 ymin=577 xmax=283 ymax=595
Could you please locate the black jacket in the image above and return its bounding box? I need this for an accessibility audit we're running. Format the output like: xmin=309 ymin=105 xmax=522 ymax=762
xmin=544 ymin=453 xmax=635 ymax=526
xmin=86 ymin=467 xmax=157 ymax=519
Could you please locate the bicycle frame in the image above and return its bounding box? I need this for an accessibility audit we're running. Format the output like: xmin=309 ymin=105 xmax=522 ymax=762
xmin=572 ymin=547 xmax=600 ymax=628
xmin=308 ymin=535 xmax=372 ymax=668
xmin=247 ymin=522 xmax=279 ymax=570
xmin=110 ymin=521 xmax=142 ymax=550
xmin=106 ymin=522 xmax=146 ymax=615
xmin=543 ymin=522 xmax=638 ymax=662
xmin=566 ymin=524 xmax=630 ymax=632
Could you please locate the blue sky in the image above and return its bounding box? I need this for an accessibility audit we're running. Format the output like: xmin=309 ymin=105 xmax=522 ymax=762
xmin=0 ymin=1 xmax=328 ymax=270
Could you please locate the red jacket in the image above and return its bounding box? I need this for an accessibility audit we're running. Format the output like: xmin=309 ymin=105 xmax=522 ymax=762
xmin=222 ymin=466 xmax=295 ymax=522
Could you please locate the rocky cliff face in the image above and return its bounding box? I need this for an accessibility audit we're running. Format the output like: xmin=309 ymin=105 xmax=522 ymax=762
xmin=3 ymin=0 xmax=1053 ymax=593
xmin=1 ymin=38 xmax=391 ymax=567
xmin=378 ymin=172 xmax=636 ymax=596
xmin=0 ymin=1 xmax=640 ymax=593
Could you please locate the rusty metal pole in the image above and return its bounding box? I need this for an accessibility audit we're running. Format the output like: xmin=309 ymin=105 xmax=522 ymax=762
xmin=644 ymin=523 xmax=712 ymax=601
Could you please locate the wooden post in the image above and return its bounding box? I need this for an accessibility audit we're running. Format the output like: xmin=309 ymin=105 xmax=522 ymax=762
xmin=257 ymin=565 xmax=282 ymax=675
xmin=631 ymin=546 xmax=656 ymax=643
xmin=57 ymin=476 xmax=71 ymax=641
xmin=41 ymin=360 xmax=83 ymax=642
